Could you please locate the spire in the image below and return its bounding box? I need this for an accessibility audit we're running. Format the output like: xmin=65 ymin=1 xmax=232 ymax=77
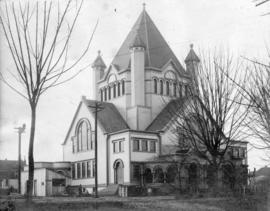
xmin=184 ymin=44 xmax=200 ymax=63
xmin=143 ymin=2 xmax=146 ymax=11
xmin=92 ymin=50 xmax=106 ymax=69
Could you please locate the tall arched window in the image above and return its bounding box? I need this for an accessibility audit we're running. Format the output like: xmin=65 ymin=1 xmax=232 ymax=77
xmin=108 ymin=86 xmax=111 ymax=100
xmin=122 ymin=80 xmax=125 ymax=95
xmin=118 ymin=82 xmax=121 ymax=96
xmin=104 ymin=88 xmax=107 ymax=101
xmin=113 ymin=84 xmax=116 ymax=98
xmin=100 ymin=89 xmax=103 ymax=102
xmin=160 ymin=80 xmax=163 ymax=95
xmin=185 ymin=85 xmax=189 ymax=96
xmin=173 ymin=82 xmax=177 ymax=97
xmin=77 ymin=120 xmax=91 ymax=152
xmin=179 ymin=83 xmax=182 ymax=98
xmin=166 ymin=81 xmax=170 ymax=96
xmin=153 ymin=78 xmax=157 ymax=94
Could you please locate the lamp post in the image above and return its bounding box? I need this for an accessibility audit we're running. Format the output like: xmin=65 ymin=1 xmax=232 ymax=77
xmin=15 ymin=124 xmax=26 ymax=194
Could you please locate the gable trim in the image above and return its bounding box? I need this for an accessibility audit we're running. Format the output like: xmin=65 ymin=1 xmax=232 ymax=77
xmin=62 ymin=102 xmax=83 ymax=145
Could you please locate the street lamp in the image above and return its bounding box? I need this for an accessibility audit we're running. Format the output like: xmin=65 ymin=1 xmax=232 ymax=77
xmin=15 ymin=124 xmax=26 ymax=194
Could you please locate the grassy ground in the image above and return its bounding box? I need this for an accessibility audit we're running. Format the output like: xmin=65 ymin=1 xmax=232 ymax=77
xmin=0 ymin=193 xmax=268 ymax=211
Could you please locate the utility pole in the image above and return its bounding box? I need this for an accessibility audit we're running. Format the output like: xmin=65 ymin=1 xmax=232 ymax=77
xmin=88 ymin=102 xmax=103 ymax=198
xmin=15 ymin=124 xmax=26 ymax=194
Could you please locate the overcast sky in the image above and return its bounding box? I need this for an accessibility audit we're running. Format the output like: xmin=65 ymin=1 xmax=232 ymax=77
xmin=1 ymin=0 xmax=270 ymax=170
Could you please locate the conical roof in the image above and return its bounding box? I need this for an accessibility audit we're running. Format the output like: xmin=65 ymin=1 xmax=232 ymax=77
xmin=92 ymin=51 xmax=106 ymax=68
xmin=111 ymin=8 xmax=185 ymax=73
xmin=130 ymin=31 xmax=145 ymax=48
xmin=184 ymin=44 xmax=200 ymax=63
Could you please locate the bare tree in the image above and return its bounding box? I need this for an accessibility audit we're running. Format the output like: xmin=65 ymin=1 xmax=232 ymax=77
xmin=168 ymin=52 xmax=249 ymax=189
xmin=240 ymin=57 xmax=270 ymax=160
xmin=0 ymin=0 xmax=97 ymax=199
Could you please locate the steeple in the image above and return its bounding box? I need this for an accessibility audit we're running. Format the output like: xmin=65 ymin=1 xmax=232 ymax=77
xmin=92 ymin=51 xmax=106 ymax=100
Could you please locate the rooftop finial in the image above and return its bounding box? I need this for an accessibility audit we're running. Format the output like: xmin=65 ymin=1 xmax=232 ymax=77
xmin=143 ymin=2 xmax=146 ymax=10
xmin=190 ymin=43 xmax=194 ymax=49
xmin=98 ymin=50 xmax=101 ymax=56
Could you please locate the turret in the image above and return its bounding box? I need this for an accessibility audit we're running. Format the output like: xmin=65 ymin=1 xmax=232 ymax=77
xmin=129 ymin=32 xmax=145 ymax=107
xmin=184 ymin=44 xmax=200 ymax=78
xmin=91 ymin=50 xmax=106 ymax=100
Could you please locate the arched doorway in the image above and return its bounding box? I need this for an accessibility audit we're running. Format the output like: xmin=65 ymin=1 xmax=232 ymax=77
xmin=223 ymin=163 xmax=235 ymax=189
xmin=114 ymin=159 xmax=124 ymax=184
xmin=166 ymin=165 xmax=178 ymax=183
xmin=188 ymin=163 xmax=198 ymax=190
xmin=144 ymin=168 xmax=153 ymax=183
xmin=153 ymin=166 xmax=164 ymax=183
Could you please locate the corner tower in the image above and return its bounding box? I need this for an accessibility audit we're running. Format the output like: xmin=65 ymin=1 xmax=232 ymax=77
xmin=91 ymin=51 xmax=106 ymax=100
xmin=184 ymin=44 xmax=200 ymax=78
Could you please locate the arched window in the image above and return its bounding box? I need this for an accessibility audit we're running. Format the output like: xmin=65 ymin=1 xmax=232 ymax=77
xmin=104 ymin=88 xmax=107 ymax=101
xmin=179 ymin=83 xmax=182 ymax=98
xmin=160 ymin=80 xmax=163 ymax=95
xmin=185 ymin=85 xmax=189 ymax=96
xmin=122 ymin=80 xmax=125 ymax=95
xmin=118 ymin=82 xmax=121 ymax=96
xmin=113 ymin=84 xmax=116 ymax=98
xmin=166 ymin=81 xmax=170 ymax=96
xmin=108 ymin=86 xmax=111 ymax=100
xmin=173 ymin=82 xmax=177 ymax=97
xmin=100 ymin=89 xmax=103 ymax=102
xmin=154 ymin=78 xmax=158 ymax=94
xmin=166 ymin=165 xmax=177 ymax=183
xmin=76 ymin=120 xmax=92 ymax=152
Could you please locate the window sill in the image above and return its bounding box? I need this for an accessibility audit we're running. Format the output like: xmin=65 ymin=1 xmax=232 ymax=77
xmin=132 ymin=150 xmax=156 ymax=153
xmin=73 ymin=149 xmax=94 ymax=154
xmin=113 ymin=151 xmax=124 ymax=154
xmin=72 ymin=177 xmax=95 ymax=180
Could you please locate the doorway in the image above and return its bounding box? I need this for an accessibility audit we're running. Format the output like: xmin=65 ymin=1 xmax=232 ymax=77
xmin=114 ymin=159 xmax=124 ymax=184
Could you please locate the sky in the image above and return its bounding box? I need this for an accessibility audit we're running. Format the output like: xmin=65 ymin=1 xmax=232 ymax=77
xmin=1 ymin=0 xmax=270 ymax=170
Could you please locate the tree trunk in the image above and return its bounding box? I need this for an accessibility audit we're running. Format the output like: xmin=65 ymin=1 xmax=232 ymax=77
xmin=26 ymin=105 xmax=36 ymax=200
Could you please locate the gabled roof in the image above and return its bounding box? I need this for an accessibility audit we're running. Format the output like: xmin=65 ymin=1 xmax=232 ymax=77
xmin=84 ymin=99 xmax=130 ymax=134
xmin=62 ymin=98 xmax=130 ymax=145
xmin=184 ymin=44 xmax=200 ymax=63
xmin=111 ymin=8 xmax=185 ymax=73
xmin=146 ymin=98 xmax=187 ymax=132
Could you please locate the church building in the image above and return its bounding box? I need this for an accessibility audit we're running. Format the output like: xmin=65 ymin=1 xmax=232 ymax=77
xmin=62 ymin=5 xmax=248 ymax=192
